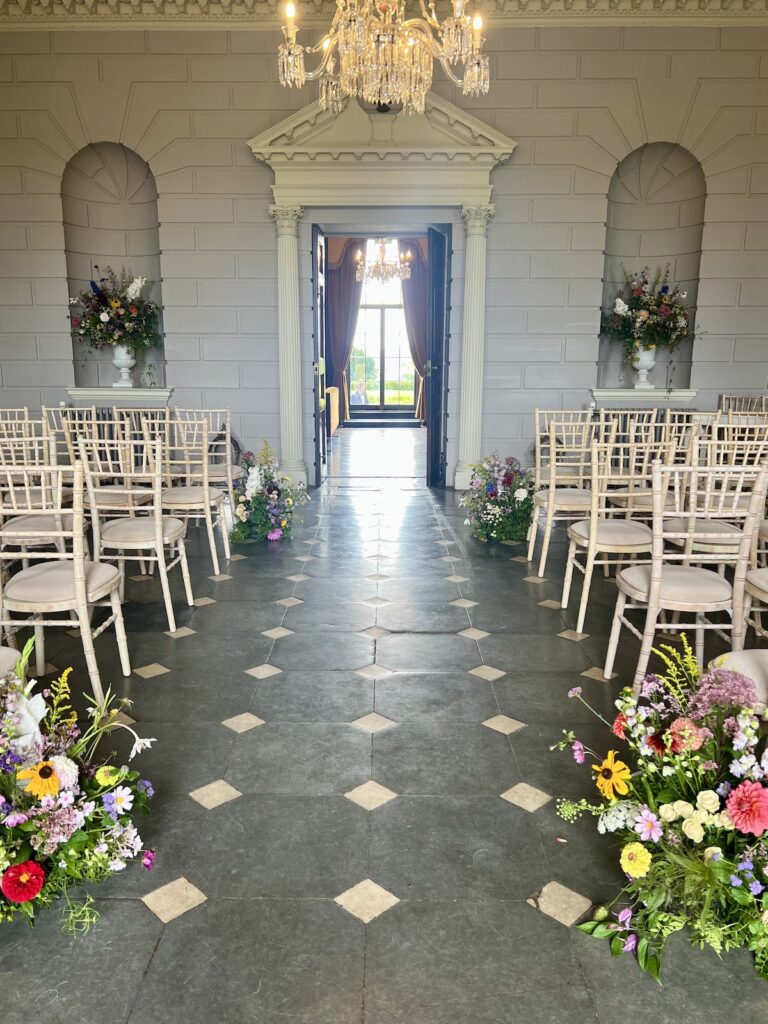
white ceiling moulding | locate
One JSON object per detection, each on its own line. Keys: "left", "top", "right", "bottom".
{"left": 247, "top": 92, "right": 516, "bottom": 208}
{"left": 2, "top": 0, "right": 767, "bottom": 30}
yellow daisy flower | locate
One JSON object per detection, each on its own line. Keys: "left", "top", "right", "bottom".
{"left": 17, "top": 761, "right": 60, "bottom": 799}
{"left": 592, "top": 750, "right": 631, "bottom": 801}
{"left": 109, "top": 298, "right": 121, "bottom": 309}
{"left": 620, "top": 842, "right": 652, "bottom": 879}
{"left": 95, "top": 765, "right": 121, "bottom": 787}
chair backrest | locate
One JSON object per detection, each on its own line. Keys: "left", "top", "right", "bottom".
{"left": 695, "top": 429, "right": 768, "bottom": 470}
{"left": 533, "top": 409, "right": 594, "bottom": 489}
{"left": 598, "top": 408, "right": 660, "bottom": 445}
{"left": 650, "top": 460, "right": 768, "bottom": 579}
{"left": 589, "top": 432, "right": 676, "bottom": 518}
{"left": 720, "top": 394, "right": 766, "bottom": 413}
{"left": 155, "top": 415, "right": 211, "bottom": 490}
{"left": 0, "top": 407, "right": 30, "bottom": 422}
{"left": 113, "top": 407, "right": 172, "bottom": 445}
{"left": 0, "top": 431, "right": 53, "bottom": 473}
{"left": 174, "top": 407, "right": 231, "bottom": 464}
{"left": 0, "top": 459, "right": 85, "bottom": 566}
{"left": 43, "top": 405, "right": 100, "bottom": 465}
{"left": 545, "top": 419, "right": 594, "bottom": 491}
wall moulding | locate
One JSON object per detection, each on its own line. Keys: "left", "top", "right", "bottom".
{"left": 2, "top": 0, "right": 768, "bottom": 30}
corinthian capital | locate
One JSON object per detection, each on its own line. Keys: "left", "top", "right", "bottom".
{"left": 460, "top": 204, "right": 494, "bottom": 237}
{"left": 269, "top": 205, "right": 303, "bottom": 237}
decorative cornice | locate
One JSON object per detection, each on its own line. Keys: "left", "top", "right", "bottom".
{"left": 1, "top": 0, "right": 767, "bottom": 30}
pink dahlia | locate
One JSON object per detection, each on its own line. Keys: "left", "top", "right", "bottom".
{"left": 726, "top": 781, "right": 768, "bottom": 837}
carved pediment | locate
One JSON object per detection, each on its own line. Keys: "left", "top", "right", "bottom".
{"left": 247, "top": 93, "right": 516, "bottom": 207}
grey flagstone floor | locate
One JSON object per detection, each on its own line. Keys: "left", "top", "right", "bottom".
{"left": 2, "top": 428, "right": 767, "bottom": 1024}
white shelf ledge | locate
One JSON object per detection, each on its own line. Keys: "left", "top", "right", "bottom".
{"left": 591, "top": 388, "right": 698, "bottom": 404}
{"left": 66, "top": 387, "right": 174, "bottom": 407}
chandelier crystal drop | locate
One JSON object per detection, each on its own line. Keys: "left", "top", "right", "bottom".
{"left": 277, "top": 0, "right": 490, "bottom": 116}
{"left": 355, "top": 239, "right": 413, "bottom": 283}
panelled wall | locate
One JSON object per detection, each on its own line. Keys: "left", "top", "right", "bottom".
{"left": 0, "top": 26, "right": 767, "bottom": 473}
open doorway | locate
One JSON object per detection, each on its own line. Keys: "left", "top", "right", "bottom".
{"left": 311, "top": 226, "right": 451, "bottom": 487}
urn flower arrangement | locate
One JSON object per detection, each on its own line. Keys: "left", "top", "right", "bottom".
{"left": 600, "top": 266, "right": 692, "bottom": 389}
{"left": 69, "top": 266, "right": 160, "bottom": 387}
{"left": 459, "top": 453, "right": 533, "bottom": 542}
{"left": 231, "top": 441, "right": 309, "bottom": 544}
{"left": 0, "top": 642, "right": 155, "bottom": 931}
{"left": 555, "top": 638, "right": 768, "bottom": 983}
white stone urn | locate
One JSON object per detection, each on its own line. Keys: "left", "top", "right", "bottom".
{"left": 112, "top": 342, "right": 136, "bottom": 388}
{"left": 632, "top": 345, "right": 656, "bottom": 390}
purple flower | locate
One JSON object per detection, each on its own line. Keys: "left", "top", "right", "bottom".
{"left": 730, "top": 874, "right": 743, "bottom": 887}
{"left": 617, "top": 907, "right": 632, "bottom": 928}
{"left": 138, "top": 779, "right": 155, "bottom": 799}
{"left": 623, "top": 934, "right": 638, "bottom": 954}
{"left": 142, "top": 849, "right": 156, "bottom": 870}
{"left": 567, "top": 687, "right": 582, "bottom": 699}
{"left": 2, "top": 811, "right": 28, "bottom": 827}
{"left": 749, "top": 881, "right": 764, "bottom": 896}
{"left": 687, "top": 670, "right": 758, "bottom": 720}
{"left": 717, "top": 781, "right": 732, "bottom": 799}
{"left": 267, "top": 528, "right": 283, "bottom": 541}
{"left": 572, "top": 741, "right": 585, "bottom": 765}
{"left": 738, "top": 859, "right": 754, "bottom": 872}
{"left": 0, "top": 750, "right": 22, "bottom": 773}
{"left": 634, "top": 808, "right": 663, "bottom": 843}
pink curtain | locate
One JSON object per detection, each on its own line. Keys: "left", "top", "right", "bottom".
{"left": 326, "top": 238, "right": 365, "bottom": 422}
{"left": 400, "top": 239, "right": 429, "bottom": 420}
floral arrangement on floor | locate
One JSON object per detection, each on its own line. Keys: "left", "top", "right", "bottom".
{"left": 1, "top": 641, "right": 155, "bottom": 932}
{"left": 69, "top": 265, "right": 160, "bottom": 355}
{"left": 555, "top": 637, "right": 768, "bottom": 983}
{"left": 600, "top": 265, "right": 692, "bottom": 362}
{"left": 231, "top": 441, "right": 309, "bottom": 544}
{"left": 459, "top": 453, "right": 533, "bottom": 542}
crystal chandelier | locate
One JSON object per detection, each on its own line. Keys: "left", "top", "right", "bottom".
{"left": 277, "top": 0, "right": 490, "bottom": 116}
{"left": 355, "top": 239, "right": 413, "bottom": 283}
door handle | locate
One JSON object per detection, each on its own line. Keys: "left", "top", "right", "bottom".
{"left": 423, "top": 360, "right": 433, "bottom": 378}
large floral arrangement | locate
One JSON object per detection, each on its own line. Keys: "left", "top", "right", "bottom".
{"left": 556, "top": 638, "right": 768, "bottom": 982}
{"left": 1, "top": 642, "right": 155, "bottom": 932}
{"left": 231, "top": 441, "right": 309, "bottom": 544}
{"left": 69, "top": 265, "right": 160, "bottom": 355}
{"left": 459, "top": 453, "right": 533, "bottom": 542}
{"left": 601, "top": 265, "right": 692, "bottom": 362}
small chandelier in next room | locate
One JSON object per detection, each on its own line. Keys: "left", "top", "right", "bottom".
{"left": 355, "top": 239, "right": 413, "bottom": 283}
{"left": 277, "top": 0, "right": 490, "bottom": 116}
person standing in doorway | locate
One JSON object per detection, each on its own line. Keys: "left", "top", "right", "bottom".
{"left": 350, "top": 381, "right": 368, "bottom": 406}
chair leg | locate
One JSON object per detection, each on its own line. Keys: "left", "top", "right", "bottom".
{"left": 178, "top": 538, "right": 194, "bottom": 607}
{"left": 527, "top": 506, "right": 540, "bottom": 562}
{"left": 537, "top": 511, "right": 554, "bottom": 578}
{"left": 78, "top": 609, "right": 105, "bottom": 705}
{"left": 695, "top": 613, "right": 706, "bottom": 665}
{"left": 219, "top": 501, "right": 231, "bottom": 561}
{"left": 634, "top": 605, "right": 661, "bottom": 691}
{"left": 732, "top": 595, "right": 746, "bottom": 653}
{"left": 118, "top": 551, "right": 126, "bottom": 602}
{"left": 33, "top": 619, "right": 45, "bottom": 677}
{"left": 156, "top": 550, "right": 176, "bottom": 634}
{"left": 204, "top": 506, "right": 220, "bottom": 576}
{"left": 603, "top": 590, "right": 626, "bottom": 681}
{"left": 576, "top": 552, "right": 597, "bottom": 635}
{"left": 561, "top": 539, "right": 577, "bottom": 610}
{"left": 109, "top": 588, "right": 131, "bottom": 678}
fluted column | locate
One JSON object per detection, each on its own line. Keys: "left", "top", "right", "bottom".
{"left": 454, "top": 203, "right": 494, "bottom": 490}
{"left": 269, "top": 204, "right": 307, "bottom": 485}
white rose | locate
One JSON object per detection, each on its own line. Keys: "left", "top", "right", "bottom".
{"left": 99, "top": 311, "right": 110, "bottom": 322}
{"left": 681, "top": 818, "right": 704, "bottom": 844}
{"left": 658, "top": 804, "right": 677, "bottom": 822}
{"left": 614, "top": 298, "right": 629, "bottom": 315}
{"left": 125, "top": 275, "right": 147, "bottom": 301}
{"left": 513, "top": 488, "right": 527, "bottom": 501}
{"left": 690, "top": 808, "right": 708, "bottom": 825}
{"left": 704, "top": 846, "right": 722, "bottom": 863}
{"left": 672, "top": 800, "right": 694, "bottom": 819}
{"left": 716, "top": 810, "right": 735, "bottom": 830}
{"left": 696, "top": 790, "right": 720, "bottom": 814}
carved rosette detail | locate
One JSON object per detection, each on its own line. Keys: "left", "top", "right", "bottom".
{"left": 269, "top": 205, "right": 304, "bottom": 237}
{"left": 461, "top": 204, "right": 495, "bottom": 237}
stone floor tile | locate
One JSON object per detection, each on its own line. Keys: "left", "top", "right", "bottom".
{"left": 245, "top": 663, "right": 282, "bottom": 680}
{"left": 188, "top": 778, "right": 242, "bottom": 809}
{"left": 141, "top": 877, "right": 208, "bottom": 924}
{"left": 350, "top": 712, "right": 397, "bottom": 734}
{"left": 558, "top": 629, "right": 590, "bottom": 642}
{"left": 528, "top": 880, "right": 592, "bottom": 927}
{"left": 457, "top": 627, "right": 489, "bottom": 640}
{"left": 193, "top": 596, "right": 216, "bottom": 607}
{"left": 444, "top": 574, "right": 469, "bottom": 583}
{"left": 286, "top": 573, "right": 310, "bottom": 582}
{"left": 228, "top": 553, "right": 248, "bottom": 561}
{"left": 468, "top": 664, "right": 506, "bottom": 682}
{"left": 501, "top": 782, "right": 552, "bottom": 812}
{"left": 344, "top": 780, "right": 398, "bottom": 810}
{"left": 449, "top": 598, "right": 477, "bottom": 609}
{"left": 134, "top": 662, "right": 171, "bottom": 679}
{"left": 538, "top": 599, "right": 562, "bottom": 609}
{"left": 262, "top": 626, "right": 294, "bottom": 639}
{"left": 165, "top": 626, "right": 196, "bottom": 639}
{"left": 482, "top": 714, "right": 525, "bottom": 735}
{"left": 275, "top": 596, "right": 303, "bottom": 607}
{"left": 334, "top": 879, "right": 400, "bottom": 923}
{"left": 221, "top": 712, "right": 265, "bottom": 733}
{"left": 209, "top": 573, "right": 233, "bottom": 582}
{"left": 364, "top": 596, "right": 392, "bottom": 607}
{"left": 355, "top": 663, "right": 393, "bottom": 680}
{"left": 359, "top": 626, "right": 391, "bottom": 639}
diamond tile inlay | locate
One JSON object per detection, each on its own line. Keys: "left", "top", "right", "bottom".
{"left": 129, "top": 574, "right": 153, "bottom": 583}
{"left": 581, "top": 666, "right": 618, "bottom": 682}
{"left": 189, "top": 779, "right": 242, "bottom": 810}
{"left": 528, "top": 881, "right": 591, "bottom": 927}
{"left": 275, "top": 597, "right": 303, "bottom": 608}
{"left": 334, "top": 879, "right": 400, "bottom": 923}
{"left": 482, "top": 714, "right": 525, "bottom": 735}
{"left": 350, "top": 712, "right": 397, "bottom": 734}
{"left": 538, "top": 599, "right": 561, "bottom": 610}
{"left": 209, "top": 573, "right": 233, "bottom": 582}
{"left": 501, "top": 783, "right": 552, "bottom": 812}
{"left": 450, "top": 598, "right": 478, "bottom": 609}
{"left": 366, "top": 573, "right": 390, "bottom": 582}
{"left": 457, "top": 627, "right": 489, "bottom": 640}
{"left": 522, "top": 576, "right": 548, "bottom": 584}
{"left": 344, "top": 780, "right": 398, "bottom": 811}
{"left": 221, "top": 712, "right": 265, "bottom": 733}
{"left": 468, "top": 665, "right": 505, "bottom": 682}
{"left": 262, "top": 626, "right": 294, "bottom": 640}
{"left": 228, "top": 553, "right": 248, "bottom": 561}
{"left": 193, "top": 597, "right": 216, "bottom": 607}
{"left": 286, "top": 573, "right": 310, "bottom": 583}
{"left": 134, "top": 663, "right": 170, "bottom": 680}
{"left": 355, "top": 664, "right": 393, "bottom": 680}
{"left": 359, "top": 626, "right": 391, "bottom": 640}
{"left": 557, "top": 629, "right": 589, "bottom": 642}
{"left": 142, "top": 877, "right": 207, "bottom": 924}
{"left": 364, "top": 597, "right": 391, "bottom": 608}
{"left": 245, "top": 664, "right": 283, "bottom": 680}
{"left": 511, "top": 555, "right": 530, "bottom": 564}
{"left": 165, "top": 626, "right": 196, "bottom": 639}
{"left": 444, "top": 574, "right": 469, "bottom": 584}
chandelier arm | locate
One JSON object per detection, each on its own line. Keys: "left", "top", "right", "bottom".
{"left": 438, "top": 58, "right": 467, "bottom": 88}
{"left": 300, "top": 44, "right": 337, "bottom": 81}
{"left": 416, "top": 0, "right": 441, "bottom": 29}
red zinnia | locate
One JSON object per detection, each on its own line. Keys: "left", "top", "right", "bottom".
{"left": 727, "top": 781, "right": 768, "bottom": 837}
{"left": 611, "top": 713, "right": 628, "bottom": 739}
{"left": 128, "top": 305, "right": 138, "bottom": 314}
{"left": 1, "top": 860, "right": 46, "bottom": 903}
{"left": 646, "top": 733, "right": 666, "bottom": 756}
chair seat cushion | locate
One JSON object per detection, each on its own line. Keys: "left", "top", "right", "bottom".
{"left": 4, "top": 560, "right": 119, "bottom": 607}
{"left": 665, "top": 517, "right": 743, "bottom": 547}
{"left": 86, "top": 485, "right": 152, "bottom": 509}
{"left": 619, "top": 564, "right": 732, "bottom": 607}
{"left": 707, "top": 650, "right": 768, "bottom": 709}
{"left": 534, "top": 487, "right": 591, "bottom": 508}
{"left": 608, "top": 487, "right": 675, "bottom": 510}
{"left": 746, "top": 567, "right": 768, "bottom": 598}
{"left": 101, "top": 516, "right": 186, "bottom": 548}
{"left": 161, "top": 485, "right": 224, "bottom": 508}
{"left": 0, "top": 513, "right": 76, "bottom": 544}
{"left": 569, "top": 518, "right": 652, "bottom": 548}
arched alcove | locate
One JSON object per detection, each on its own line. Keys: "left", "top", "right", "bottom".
{"left": 598, "top": 142, "right": 706, "bottom": 390}
{"left": 62, "top": 142, "right": 165, "bottom": 387}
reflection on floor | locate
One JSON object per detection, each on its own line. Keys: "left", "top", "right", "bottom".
{"left": 1, "top": 453, "right": 766, "bottom": 1024}
{"left": 328, "top": 426, "right": 426, "bottom": 479}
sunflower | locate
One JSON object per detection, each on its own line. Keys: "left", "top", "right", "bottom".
{"left": 592, "top": 750, "right": 631, "bottom": 801}
{"left": 17, "top": 761, "right": 60, "bottom": 799}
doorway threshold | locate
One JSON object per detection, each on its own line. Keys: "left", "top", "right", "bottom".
{"left": 343, "top": 417, "right": 421, "bottom": 428}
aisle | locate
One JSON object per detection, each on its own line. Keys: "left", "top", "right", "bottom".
{"left": 2, "top": 432, "right": 767, "bottom": 1024}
